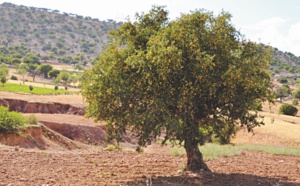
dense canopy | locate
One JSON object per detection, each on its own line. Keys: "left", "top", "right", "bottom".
{"left": 81, "top": 6, "right": 273, "bottom": 171}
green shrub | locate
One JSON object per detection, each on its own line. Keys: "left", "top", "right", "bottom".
{"left": 11, "top": 75, "right": 18, "bottom": 80}
{"left": 54, "top": 85, "right": 58, "bottom": 91}
{"left": 25, "top": 114, "right": 38, "bottom": 125}
{"left": 278, "top": 104, "right": 298, "bottom": 116}
{"left": 292, "top": 99, "right": 299, "bottom": 105}
{"left": 277, "top": 77, "right": 288, "bottom": 84}
{"left": 0, "top": 106, "right": 26, "bottom": 133}
{"left": 293, "top": 89, "right": 300, "bottom": 99}
{"left": 29, "top": 85, "right": 34, "bottom": 92}
{"left": 0, "top": 106, "right": 38, "bottom": 134}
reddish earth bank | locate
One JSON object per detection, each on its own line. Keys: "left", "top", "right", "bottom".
{"left": 0, "top": 98, "right": 85, "bottom": 115}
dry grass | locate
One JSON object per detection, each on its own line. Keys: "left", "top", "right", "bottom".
{"left": 232, "top": 111, "right": 300, "bottom": 148}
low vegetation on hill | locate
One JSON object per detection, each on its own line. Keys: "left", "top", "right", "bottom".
{"left": 0, "top": 2, "right": 122, "bottom": 66}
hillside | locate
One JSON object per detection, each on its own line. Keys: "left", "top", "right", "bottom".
{"left": 0, "top": 2, "right": 122, "bottom": 65}
{"left": 1, "top": 2, "right": 300, "bottom": 78}
{"left": 271, "top": 47, "right": 300, "bottom": 77}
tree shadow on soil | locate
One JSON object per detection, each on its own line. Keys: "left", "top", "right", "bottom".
{"left": 124, "top": 172, "right": 298, "bottom": 186}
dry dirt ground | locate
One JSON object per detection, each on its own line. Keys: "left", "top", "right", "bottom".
{"left": 0, "top": 92, "right": 300, "bottom": 185}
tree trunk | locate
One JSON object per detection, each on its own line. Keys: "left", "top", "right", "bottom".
{"left": 184, "top": 138, "right": 211, "bottom": 172}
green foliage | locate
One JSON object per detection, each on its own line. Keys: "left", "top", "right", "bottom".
{"left": 293, "top": 89, "right": 300, "bottom": 99}
{"left": 38, "top": 64, "right": 53, "bottom": 78}
{"left": 278, "top": 104, "right": 298, "bottom": 116}
{"left": 200, "top": 143, "right": 241, "bottom": 160}
{"left": 238, "top": 144, "right": 300, "bottom": 156}
{"left": 292, "top": 99, "right": 299, "bottom": 105}
{"left": 55, "top": 71, "right": 70, "bottom": 85}
{"left": 10, "top": 75, "right": 18, "bottom": 80}
{"left": 0, "top": 106, "right": 26, "bottom": 133}
{"left": 81, "top": 6, "right": 273, "bottom": 171}
{"left": 250, "top": 100, "right": 263, "bottom": 111}
{"left": 277, "top": 77, "right": 288, "bottom": 84}
{"left": 0, "top": 64, "right": 9, "bottom": 77}
{"left": 1, "top": 76, "right": 6, "bottom": 86}
{"left": 48, "top": 69, "right": 60, "bottom": 79}
{"left": 54, "top": 85, "right": 58, "bottom": 91}
{"left": 29, "top": 85, "right": 34, "bottom": 92}
{"left": 0, "top": 82, "right": 71, "bottom": 95}
{"left": 0, "top": 3, "right": 122, "bottom": 60}
{"left": 25, "top": 114, "right": 38, "bottom": 125}
{"left": 213, "top": 124, "right": 239, "bottom": 145}
{"left": 274, "top": 85, "right": 291, "bottom": 102}
{"left": 23, "top": 53, "right": 40, "bottom": 64}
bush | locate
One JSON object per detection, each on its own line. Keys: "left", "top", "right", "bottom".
{"left": 11, "top": 75, "right": 18, "bottom": 80}
{"left": 279, "top": 104, "right": 298, "bottom": 116}
{"left": 277, "top": 77, "right": 288, "bottom": 84}
{"left": 25, "top": 114, "right": 38, "bottom": 125}
{"left": 293, "top": 89, "right": 300, "bottom": 99}
{"left": 54, "top": 85, "right": 58, "bottom": 91}
{"left": 292, "top": 99, "right": 299, "bottom": 105}
{"left": 0, "top": 106, "right": 38, "bottom": 134}
{"left": 29, "top": 85, "right": 34, "bottom": 92}
{"left": 0, "top": 106, "right": 26, "bottom": 133}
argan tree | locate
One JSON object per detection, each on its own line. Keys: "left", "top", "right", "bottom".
{"left": 81, "top": 6, "right": 273, "bottom": 171}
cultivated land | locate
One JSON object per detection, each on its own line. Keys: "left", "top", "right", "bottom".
{"left": 0, "top": 89, "right": 300, "bottom": 185}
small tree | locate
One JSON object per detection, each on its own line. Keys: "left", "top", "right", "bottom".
{"left": 0, "top": 64, "right": 9, "bottom": 77}
{"left": 38, "top": 64, "right": 53, "bottom": 78}
{"left": 17, "top": 63, "right": 28, "bottom": 83}
{"left": 56, "top": 71, "right": 70, "bottom": 86}
{"left": 48, "top": 69, "right": 60, "bottom": 79}
{"left": 81, "top": 6, "right": 273, "bottom": 172}
{"left": 293, "top": 89, "right": 300, "bottom": 100}
{"left": 1, "top": 76, "right": 6, "bottom": 87}
{"left": 29, "top": 85, "right": 34, "bottom": 92}
{"left": 274, "top": 85, "right": 291, "bottom": 102}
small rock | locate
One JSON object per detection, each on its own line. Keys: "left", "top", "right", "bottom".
{"left": 19, "top": 177, "right": 26, "bottom": 181}
{"left": 14, "top": 146, "right": 19, "bottom": 151}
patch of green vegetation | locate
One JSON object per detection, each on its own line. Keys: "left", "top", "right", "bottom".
{"left": 159, "top": 141, "right": 300, "bottom": 160}
{"left": 237, "top": 144, "right": 300, "bottom": 156}
{"left": 200, "top": 143, "right": 241, "bottom": 160}
{"left": 170, "top": 147, "right": 185, "bottom": 157}
{"left": 0, "top": 82, "right": 72, "bottom": 95}
{"left": 105, "top": 144, "right": 122, "bottom": 151}
{"left": 0, "top": 106, "right": 38, "bottom": 134}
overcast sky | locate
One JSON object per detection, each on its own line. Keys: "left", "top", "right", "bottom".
{"left": 0, "top": 0, "right": 300, "bottom": 56}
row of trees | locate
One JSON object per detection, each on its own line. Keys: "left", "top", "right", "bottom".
{"left": 1, "top": 62, "right": 81, "bottom": 89}
{"left": 0, "top": 44, "right": 89, "bottom": 69}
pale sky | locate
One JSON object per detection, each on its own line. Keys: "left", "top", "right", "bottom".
{"left": 0, "top": 0, "right": 300, "bottom": 56}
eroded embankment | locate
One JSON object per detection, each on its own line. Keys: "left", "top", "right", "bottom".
{"left": 0, "top": 98, "right": 85, "bottom": 115}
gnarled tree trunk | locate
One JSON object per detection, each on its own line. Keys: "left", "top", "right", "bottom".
{"left": 184, "top": 137, "right": 211, "bottom": 172}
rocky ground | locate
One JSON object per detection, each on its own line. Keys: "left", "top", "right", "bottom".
{"left": 0, "top": 145, "right": 299, "bottom": 185}
{"left": 0, "top": 92, "right": 300, "bottom": 185}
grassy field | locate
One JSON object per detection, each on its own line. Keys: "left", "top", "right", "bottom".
{"left": 0, "top": 82, "right": 73, "bottom": 95}
{"left": 163, "top": 110, "right": 300, "bottom": 160}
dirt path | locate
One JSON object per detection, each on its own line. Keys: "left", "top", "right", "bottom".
{"left": 0, "top": 91, "right": 85, "bottom": 106}
{"left": 0, "top": 145, "right": 299, "bottom": 186}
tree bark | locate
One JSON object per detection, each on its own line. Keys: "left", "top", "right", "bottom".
{"left": 184, "top": 138, "right": 211, "bottom": 172}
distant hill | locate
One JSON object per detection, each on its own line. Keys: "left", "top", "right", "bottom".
{"left": 0, "top": 2, "right": 122, "bottom": 65}
{"left": 0, "top": 2, "right": 300, "bottom": 78}
{"left": 271, "top": 47, "right": 300, "bottom": 77}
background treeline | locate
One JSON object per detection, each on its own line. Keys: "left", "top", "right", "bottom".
{"left": 0, "top": 2, "right": 122, "bottom": 67}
